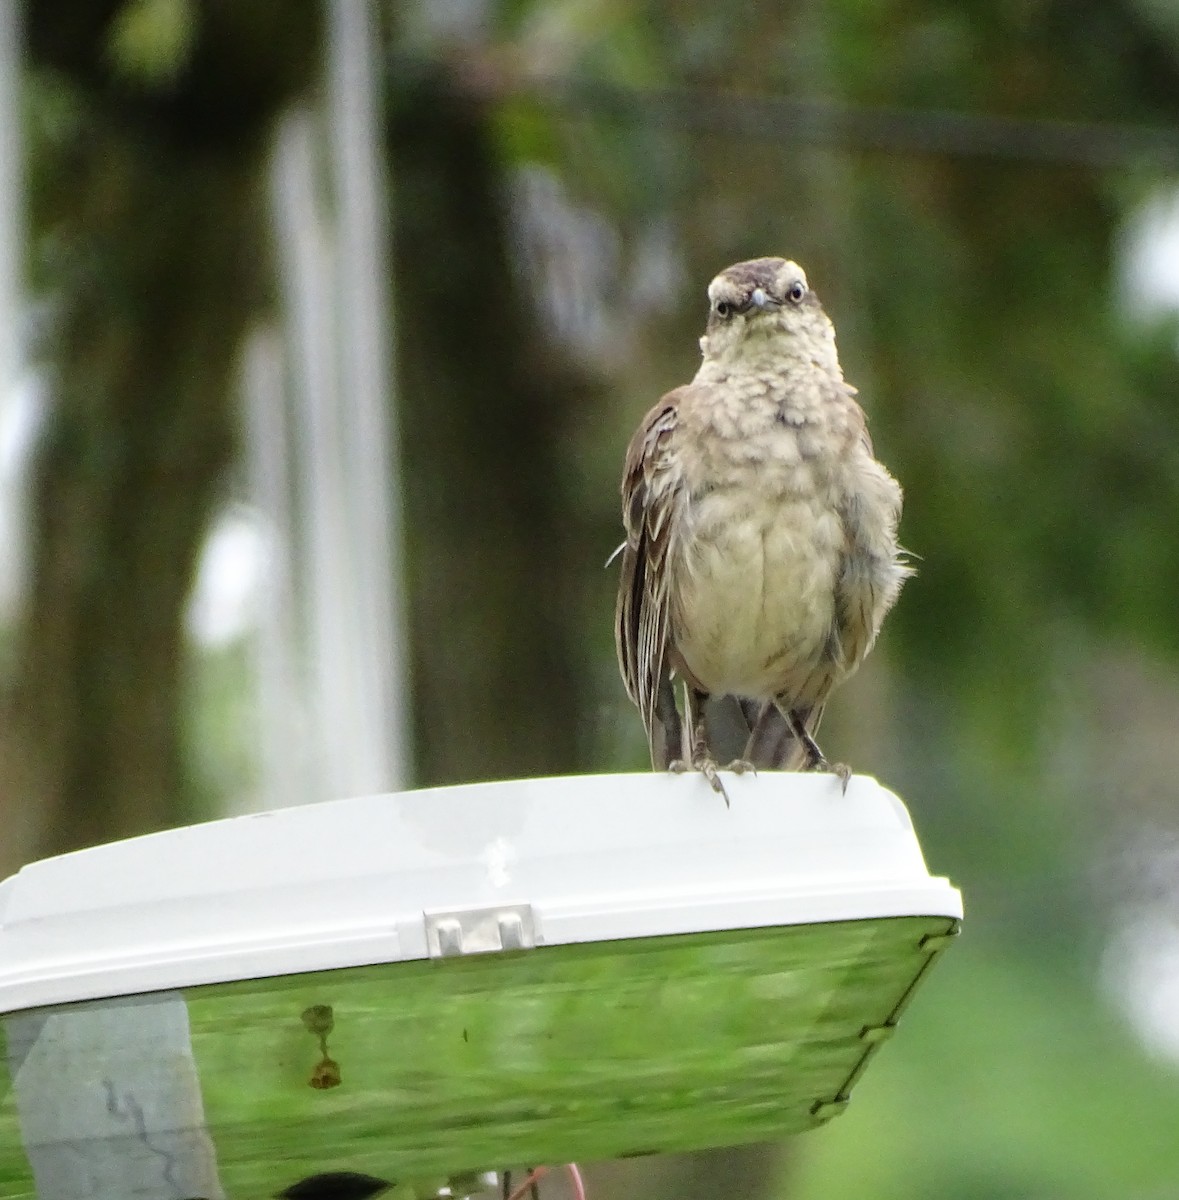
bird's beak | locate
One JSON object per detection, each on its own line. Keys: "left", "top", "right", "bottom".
{"left": 749, "top": 287, "right": 780, "bottom": 312}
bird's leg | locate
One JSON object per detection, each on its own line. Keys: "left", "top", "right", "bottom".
{"left": 669, "top": 686, "right": 731, "bottom": 803}
{"left": 731, "top": 698, "right": 762, "bottom": 775}
{"left": 653, "top": 674, "right": 685, "bottom": 770}
{"left": 667, "top": 683, "right": 699, "bottom": 775}
{"left": 785, "top": 708, "right": 851, "bottom": 792}
{"left": 724, "top": 706, "right": 757, "bottom": 776}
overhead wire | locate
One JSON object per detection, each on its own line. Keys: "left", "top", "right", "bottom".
{"left": 532, "top": 79, "right": 1179, "bottom": 169}
{"left": 391, "top": 54, "right": 1179, "bottom": 171}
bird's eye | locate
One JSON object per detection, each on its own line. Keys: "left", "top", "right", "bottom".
{"left": 714, "top": 300, "right": 733, "bottom": 318}
{"left": 787, "top": 281, "right": 806, "bottom": 304}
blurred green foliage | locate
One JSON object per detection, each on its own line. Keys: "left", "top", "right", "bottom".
{"left": 106, "top": 0, "right": 198, "bottom": 86}
{"left": 797, "top": 941, "right": 1179, "bottom": 1200}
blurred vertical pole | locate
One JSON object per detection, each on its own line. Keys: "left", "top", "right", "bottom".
{"left": 255, "top": 0, "right": 405, "bottom": 809}
{"left": 240, "top": 328, "right": 311, "bottom": 810}
{"left": 325, "top": 0, "right": 406, "bottom": 793}
{"left": 271, "top": 111, "right": 353, "bottom": 807}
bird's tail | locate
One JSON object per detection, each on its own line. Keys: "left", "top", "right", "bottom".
{"left": 739, "top": 700, "right": 821, "bottom": 768}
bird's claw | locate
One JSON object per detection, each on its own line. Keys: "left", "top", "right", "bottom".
{"left": 668, "top": 756, "right": 731, "bottom": 806}
{"left": 810, "top": 756, "right": 852, "bottom": 793}
{"left": 695, "top": 754, "right": 731, "bottom": 807}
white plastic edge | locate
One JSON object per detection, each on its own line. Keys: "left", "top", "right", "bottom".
{"left": 0, "top": 772, "right": 962, "bottom": 1014}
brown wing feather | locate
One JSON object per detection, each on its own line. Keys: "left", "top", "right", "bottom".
{"left": 614, "top": 393, "right": 686, "bottom": 760}
{"left": 831, "top": 385, "right": 912, "bottom": 671}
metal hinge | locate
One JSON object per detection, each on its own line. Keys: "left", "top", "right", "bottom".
{"left": 424, "top": 904, "right": 537, "bottom": 959}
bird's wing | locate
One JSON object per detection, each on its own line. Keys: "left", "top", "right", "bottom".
{"left": 615, "top": 391, "right": 687, "bottom": 759}
{"left": 832, "top": 386, "right": 912, "bottom": 670}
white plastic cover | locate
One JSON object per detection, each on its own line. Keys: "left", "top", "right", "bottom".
{"left": 0, "top": 772, "right": 962, "bottom": 1014}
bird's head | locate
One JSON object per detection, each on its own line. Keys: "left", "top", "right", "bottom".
{"left": 699, "top": 257, "right": 837, "bottom": 372}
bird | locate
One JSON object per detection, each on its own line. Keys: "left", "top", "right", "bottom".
{"left": 614, "top": 256, "right": 911, "bottom": 802}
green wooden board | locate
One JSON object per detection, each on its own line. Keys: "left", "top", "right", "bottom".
{"left": 0, "top": 915, "right": 958, "bottom": 1199}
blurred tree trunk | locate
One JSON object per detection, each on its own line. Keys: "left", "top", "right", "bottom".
{"left": 0, "top": 3, "right": 320, "bottom": 876}
{"left": 389, "top": 66, "right": 594, "bottom": 785}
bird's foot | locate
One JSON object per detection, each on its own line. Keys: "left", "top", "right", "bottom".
{"left": 809, "top": 756, "right": 852, "bottom": 793}
{"left": 668, "top": 755, "right": 731, "bottom": 806}
{"left": 695, "top": 753, "right": 731, "bottom": 806}
{"left": 725, "top": 758, "right": 757, "bottom": 777}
